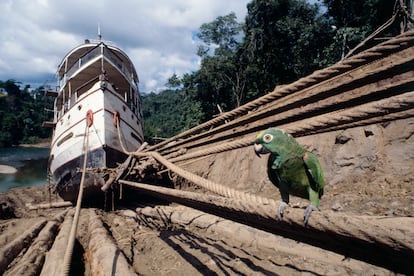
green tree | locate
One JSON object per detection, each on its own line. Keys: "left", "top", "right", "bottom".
{"left": 323, "top": 0, "right": 398, "bottom": 60}
{"left": 141, "top": 82, "right": 203, "bottom": 144}
{"left": 195, "top": 12, "right": 246, "bottom": 119}
{"left": 166, "top": 73, "right": 181, "bottom": 89}
{"left": 239, "top": 0, "right": 333, "bottom": 99}
{"left": 0, "top": 80, "right": 52, "bottom": 147}
{"left": 197, "top": 12, "right": 242, "bottom": 57}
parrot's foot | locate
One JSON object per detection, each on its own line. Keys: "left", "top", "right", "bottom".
{"left": 277, "top": 201, "right": 288, "bottom": 221}
{"left": 304, "top": 205, "right": 318, "bottom": 226}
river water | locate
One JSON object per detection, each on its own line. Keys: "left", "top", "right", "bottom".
{"left": 0, "top": 147, "right": 50, "bottom": 193}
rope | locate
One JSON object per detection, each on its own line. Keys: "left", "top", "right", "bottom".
{"left": 398, "top": 0, "right": 414, "bottom": 24}
{"left": 120, "top": 180, "right": 265, "bottom": 218}
{"left": 115, "top": 114, "right": 134, "bottom": 155}
{"left": 284, "top": 91, "right": 414, "bottom": 135}
{"left": 146, "top": 30, "right": 414, "bottom": 153}
{"left": 169, "top": 91, "right": 414, "bottom": 163}
{"left": 132, "top": 151, "right": 278, "bottom": 218}
{"left": 115, "top": 113, "right": 148, "bottom": 155}
{"left": 62, "top": 111, "right": 92, "bottom": 276}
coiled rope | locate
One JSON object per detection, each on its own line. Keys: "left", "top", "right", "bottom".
{"left": 62, "top": 111, "right": 93, "bottom": 275}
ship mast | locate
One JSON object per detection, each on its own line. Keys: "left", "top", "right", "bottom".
{"left": 98, "top": 23, "right": 102, "bottom": 41}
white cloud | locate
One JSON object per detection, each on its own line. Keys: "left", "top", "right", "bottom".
{"left": 0, "top": 0, "right": 250, "bottom": 92}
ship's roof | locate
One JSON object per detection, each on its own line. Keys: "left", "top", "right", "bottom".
{"left": 57, "top": 41, "right": 139, "bottom": 83}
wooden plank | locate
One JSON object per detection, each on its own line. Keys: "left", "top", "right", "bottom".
{"left": 45, "top": 90, "right": 58, "bottom": 97}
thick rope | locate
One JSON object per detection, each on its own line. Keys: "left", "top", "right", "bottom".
{"left": 124, "top": 180, "right": 414, "bottom": 254}
{"left": 116, "top": 115, "right": 134, "bottom": 155}
{"left": 169, "top": 91, "right": 414, "bottom": 163}
{"left": 62, "top": 113, "right": 91, "bottom": 276}
{"left": 146, "top": 30, "right": 414, "bottom": 153}
{"left": 132, "top": 151, "right": 278, "bottom": 218}
{"left": 116, "top": 114, "right": 148, "bottom": 155}
{"left": 285, "top": 91, "right": 414, "bottom": 135}
{"left": 120, "top": 180, "right": 276, "bottom": 220}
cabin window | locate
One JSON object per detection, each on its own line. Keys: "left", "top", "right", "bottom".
{"left": 57, "top": 132, "right": 74, "bottom": 147}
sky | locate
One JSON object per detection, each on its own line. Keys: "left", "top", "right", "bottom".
{"left": 0, "top": 0, "right": 251, "bottom": 93}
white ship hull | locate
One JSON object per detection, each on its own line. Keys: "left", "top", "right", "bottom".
{"left": 45, "top": 40, "right": 143, "bottom": 202}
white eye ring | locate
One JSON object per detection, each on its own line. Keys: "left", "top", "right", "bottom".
{"left": 263, "top": 134, "right": 273, "bottom": 143}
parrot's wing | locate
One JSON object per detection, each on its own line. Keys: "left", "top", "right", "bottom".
{"left": 267, "top": 156, "right": 280, "bottom": 188}
{"left": 303, "top": 152, "right": 324, "bottom": 197}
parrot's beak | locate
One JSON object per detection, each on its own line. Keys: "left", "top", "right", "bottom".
{"left": 254, "top": 143, "right": 269, "bottom": 158}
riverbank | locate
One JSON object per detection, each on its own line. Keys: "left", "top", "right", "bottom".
{"left": 0, "top": 146, "right": 49, "bottom": 192}
{"left": 18, "top": 138, "right": 51, "bottom": 148}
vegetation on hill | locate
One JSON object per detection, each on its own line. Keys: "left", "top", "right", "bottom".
{"left": 142, "top": 86, "right": 203, "bottom": 144}
{"left": 0, "top": 80, "right": 53, "bottom": 147}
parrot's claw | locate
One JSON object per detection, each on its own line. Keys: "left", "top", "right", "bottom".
{"left": 277, "top": 201, "right": 288, "bottom": 221}
{"left": 304, "top": 205, "right": 318, "bottom": 226}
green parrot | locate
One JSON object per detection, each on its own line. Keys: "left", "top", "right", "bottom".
{"left": 254, "top": 128, "right": 325, "bottom": 225}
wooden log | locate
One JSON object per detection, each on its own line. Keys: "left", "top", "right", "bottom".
{"left": 4, "top": 221, "right": 59, "bottom": 275}
{"left": 40, "top": 209, "right": 74, "bottom": 276}
{"left": 27, "top": 201, "right": 72, "bottom": 210}
{"left": 137, "top": 205, "right": 391, "bottom": 275}
{"left": 0, "top": 219, "right": 47, "bottom": 274}
{"left": 5, "top": 210, "right": 67, "bottom": 275}
{"left": 4, "top": 210, "right": 67, "bottom": 275}
{"left": 120, "top": 180, "right": 414, "bottom": 274}
{"left": 85, "top": 209, "right": 135, "bottom": 275}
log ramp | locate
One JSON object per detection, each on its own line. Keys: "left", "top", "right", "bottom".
{"left": 0, "top": 30, "right": 413, "bottom": 274}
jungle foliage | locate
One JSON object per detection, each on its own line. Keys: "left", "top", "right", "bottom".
{"left": 0, "top": 80, "right": 53, "bottom": 147}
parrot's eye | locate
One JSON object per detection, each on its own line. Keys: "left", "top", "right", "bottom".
{"left": 263, "top": 134, "right": 273, "bottom": 143}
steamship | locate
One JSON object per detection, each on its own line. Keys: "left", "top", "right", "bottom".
{"left": 44, "top": 39, "right": 144, "bottom": 201}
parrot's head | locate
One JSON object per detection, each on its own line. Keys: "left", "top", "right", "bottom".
{"left": 254, "top": 128, "right": 293, "bottom": 158}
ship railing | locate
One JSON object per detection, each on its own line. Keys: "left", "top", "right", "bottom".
{"left": 65, "top": 46, "right": 101, "bottom": 81}
{"left": 103, "top": 47, "right": 135, "bottom": 84}
{"left": 62, "top": 45, "right": 136, "bottom": 88}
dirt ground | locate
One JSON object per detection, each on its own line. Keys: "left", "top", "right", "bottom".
{"left": 0, "top": 118, "right": 413, "bottom": 275}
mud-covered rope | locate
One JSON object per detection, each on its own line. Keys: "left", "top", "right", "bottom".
{"left": 62, "top": 112, "right": 92, "bottom": 276}
{"left": 169, "top": 91, "right": 414, "bottom": 163}
{"left": 132, "top": 151, "right": 278, "bottom": 218}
